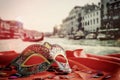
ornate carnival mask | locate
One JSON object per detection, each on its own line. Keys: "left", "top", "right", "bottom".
{"left": 9, "top": 44, "right": 53, "bottom": 76}
{"left": 9, "top": 42, "right": 71, "bottom": 76}
{"left": 44, "top": 42, "right": 72, "bottom": 73}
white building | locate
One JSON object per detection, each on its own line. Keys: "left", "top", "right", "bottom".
{"left": 81, "top": 4, "right": 101, "bottom": 33}
{"left": 62, "top": 6, "right": 82, "bottom": 35}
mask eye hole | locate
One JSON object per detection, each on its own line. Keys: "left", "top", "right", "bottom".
{"left": 55, "top": 55, "right": 66, "bottom": 63}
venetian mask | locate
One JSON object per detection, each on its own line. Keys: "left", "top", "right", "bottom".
{"left": 44, "top": 42, "right": 72, "bottom": 73}
{"left": 10, "top": 44, "right": 53, "bottom": 76}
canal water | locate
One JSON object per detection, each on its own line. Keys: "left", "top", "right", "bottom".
{"left": 44, "top": 37, "right": 120, "bottom": 55}
{"left": 65, "top": 39, "right": 120, "bottom": 47}
{"left": 0, "top": 38, "right": 120, "bottom": 55}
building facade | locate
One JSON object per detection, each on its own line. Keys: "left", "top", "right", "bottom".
{"left": 0, "top": 18, "right": 23, "bottom": 39}
{"left": 61, "top": 4, "right": 101, "bottom": 37}
{"left": 0, "top": 18, "right": 43, "bottom": 40}
{"left": 61, "top": 1, "right": 120, "bottom": 39}
{"left": 100, "top": 0, "right": 120, "bottom": 38}
{"left": 62, "top": 6, "right": 82, "bottom": 35}
{"left": 81, "top": 4, "right": 101, "bottom": 33}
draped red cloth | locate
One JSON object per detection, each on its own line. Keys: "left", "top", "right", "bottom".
{"left": 0, "top": 50, "right": 120, "bottom": 80}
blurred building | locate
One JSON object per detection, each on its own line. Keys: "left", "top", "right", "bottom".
{"left": 100, "top": 0, "right": 120, "bottom": 39}
{"left": 53, "top": 25, "right": 61, "bottom": 35}
{"left": 0, "top": 18, "right": 44, "bottom": 41}
{"left": 62, "top": 6, "right": 82, "bottom": 35}
{"left": 81, "top": 3, "right": 101, "bottom": 33}
{"left": 0, "top": 18, "right": 23, "bottom": 39}
{"left": 61, "top": 4, "right": 101, "bottom": 36}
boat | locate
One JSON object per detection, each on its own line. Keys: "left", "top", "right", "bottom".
{"left": 22, "top": 33, "right": 44, "bottom": 42}
{"left": 66, "top": 49, "right": 120, "bottom": 72}
{"left": 97, "top": 33, "right": 115, "bottom": 40}
{"left": 85, "top": 33, "right": 96, "bottom": 39}
{"left": 0, "top": 51, "right": 18, "bottom": 67}
{"left": 106, "top": 53, "right": 120, "bottom": 58}
{"left": 0, "top": 48, "right": 120, "bottom": 80}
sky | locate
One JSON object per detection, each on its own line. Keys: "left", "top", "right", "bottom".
{"left": 0, "top": 0, "right": 100, "bottom": 32}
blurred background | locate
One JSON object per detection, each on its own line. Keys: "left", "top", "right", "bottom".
{"left": 0, "top": 0, "right": 120, "bottom": 55}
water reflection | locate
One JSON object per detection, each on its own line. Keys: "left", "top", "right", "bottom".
{"left": 44, "top": 37, "right": 120, "bottom": 55}
{"left": 69, "top": 39, "right": 120, "bottom": 47}
{"left": 0, "top": 38, "right": 120, "bottom": 55}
